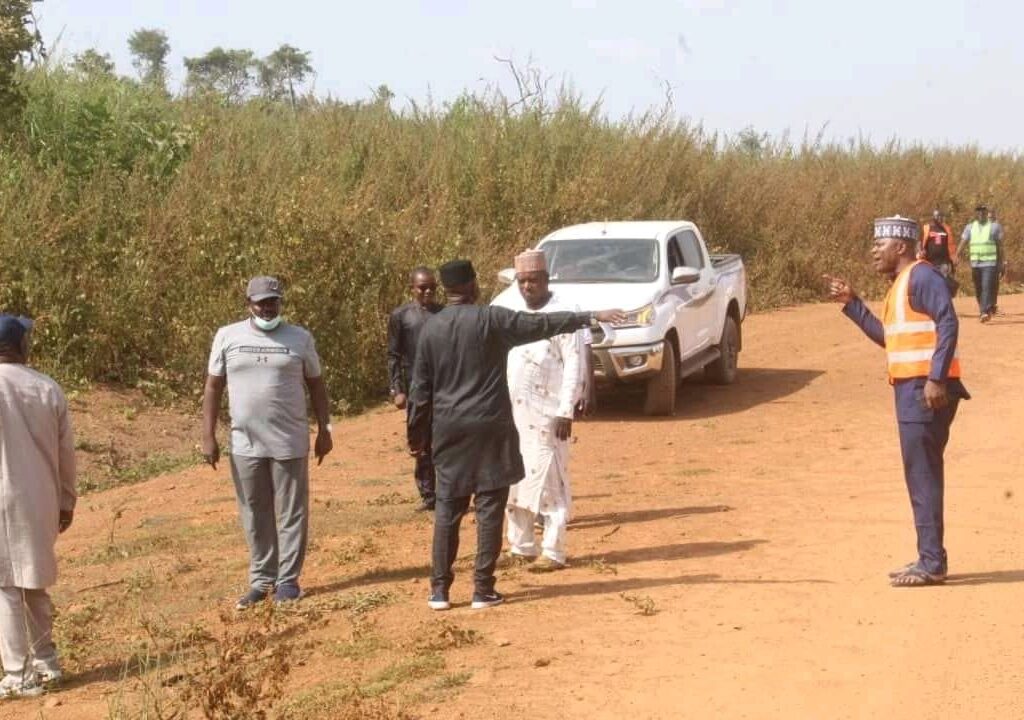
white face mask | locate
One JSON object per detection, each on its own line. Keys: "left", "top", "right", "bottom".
{"left": 251, "top": 313, "right": 282, "bottom": 331}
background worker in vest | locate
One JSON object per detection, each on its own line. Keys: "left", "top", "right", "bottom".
{"left": 919, "top": 209, "right": 958, "bottom": 295}
{"left": 824, "top": 216, "right": 969, "bottom": 587}
{"left": 957, "top": 204, "right": 1004, "bottom": 322}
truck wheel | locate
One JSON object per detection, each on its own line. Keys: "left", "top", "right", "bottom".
{"left": 643, "top": 339, "right": 677, "bottom": 416}
{"left": 706, "top": 316, "right": 739, "bottom": 385}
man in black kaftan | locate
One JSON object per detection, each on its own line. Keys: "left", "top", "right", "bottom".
{"left": 408, "top": 259, "right": 624, "bottom": 610}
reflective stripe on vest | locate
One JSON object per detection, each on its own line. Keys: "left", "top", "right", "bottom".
{"left": 969, "top": 221, "right": 997, "bottom": 264}
{"left": 882, "top": 261, "right": 961, "bottom": 381}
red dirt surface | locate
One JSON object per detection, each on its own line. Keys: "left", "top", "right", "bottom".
{"left": 4, "top": 295, "right": 1022, "bottom": 719}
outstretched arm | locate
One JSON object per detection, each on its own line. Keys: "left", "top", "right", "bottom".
{"left": 489, "top": 306, "right": 625, "bottom": 349}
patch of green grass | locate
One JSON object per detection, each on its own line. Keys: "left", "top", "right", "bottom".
{"left": 79, "top": 451, "right": 200, "bottom": 494}
{"left": 74, "top": 438, "right": 108, "bottom": 453}
{"left": 433, "top": 671, "right": 472, "bottom": 690}
{"left": 338, "top": 590, "right": 396, "bottom": 615}
{"left": 327, "top": 634, "right": 388, "bottom": 661}
{"left": 85, "top": 520, "right": 232, "bottom": 565}
{"left": 357, "top": 477, "right": 399, "bottom": 487}
{"left": 367, "top": 492, "right": 416, "bottom": 507}
{"left": 278, "top": 683, "right": 414, "bottom": 720}
{"left": 414, "top": 620, "right": 482, "bottom": 651}
{"left": 360, "top": 654, "right": 444, "bottom": 698}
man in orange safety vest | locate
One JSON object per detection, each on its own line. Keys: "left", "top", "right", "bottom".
{"left": 824, "top": 216, "right": 969, "bottom": 587}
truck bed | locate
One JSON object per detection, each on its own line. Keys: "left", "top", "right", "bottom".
{"left": 710, "top": 253, "right": 743, "bottom": 271}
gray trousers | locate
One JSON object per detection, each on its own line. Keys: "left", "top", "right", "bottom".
{"left": 0, "top": 587, "right": 55, "bottom": 678}
{"left": 229, "top": 455, "right": 309, "bottom": 591}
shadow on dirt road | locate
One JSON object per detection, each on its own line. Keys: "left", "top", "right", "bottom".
{"left": 569, "top": 505, "right": 732, "bottom": 530}
{"left": 595, "top": 367, "right": 825, "bottom": 421}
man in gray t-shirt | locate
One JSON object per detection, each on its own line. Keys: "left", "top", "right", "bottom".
{"left": 202, "top": 276, "right": 333, "bottom": 609}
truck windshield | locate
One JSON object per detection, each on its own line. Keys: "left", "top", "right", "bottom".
{"left": 542, "top": 239, "right": 660, "bottom": 283}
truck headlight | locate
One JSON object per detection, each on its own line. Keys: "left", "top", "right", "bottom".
{"left": 612, "top": 303, "right": 655, "bottom": 328}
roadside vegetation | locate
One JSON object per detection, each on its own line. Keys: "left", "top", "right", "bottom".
{"left": 2, "top": 7, "right": 1022, "bottom": 416}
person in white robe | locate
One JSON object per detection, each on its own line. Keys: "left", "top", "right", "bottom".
{"left": 0, "top": 316, "right": 76, "bottom": 698}
{"left": 494, "top": 250, "right": 586, "bottom": 571}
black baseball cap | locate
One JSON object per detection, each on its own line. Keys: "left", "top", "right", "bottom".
{"left": 0, "top": 315, "right": 33, "bottom": 348}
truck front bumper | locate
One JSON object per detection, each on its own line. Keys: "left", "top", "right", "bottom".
{"left": 592, "top": 341, "right": 664, "bottom": 384}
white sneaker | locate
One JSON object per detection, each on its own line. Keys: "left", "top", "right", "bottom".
{"left": 0, "top": 673, "right": 44, "bottom": 699}
{"left": 32, "top": 657, "right": 63, "bottom": 685}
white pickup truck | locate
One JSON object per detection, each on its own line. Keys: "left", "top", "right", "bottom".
{"left": 495, "top": 221, "right": 747, "bottom": 416}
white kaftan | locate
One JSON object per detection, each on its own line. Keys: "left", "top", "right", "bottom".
{"left": 0, "top": 364, "right": 76, "bottom": 589}
{"left": 495, "top": 294, "right": 585, "bottom": 517}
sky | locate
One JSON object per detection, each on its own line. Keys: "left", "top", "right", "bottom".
{"left": 35, "top": 0, "right": 1020, "bottom": 151}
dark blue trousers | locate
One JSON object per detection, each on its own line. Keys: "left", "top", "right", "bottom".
{"left": 971, "top": 266, "right": 1000, "bottom": 315}
{"left": 897, "top": 400, "right": 959, "bottom": 575}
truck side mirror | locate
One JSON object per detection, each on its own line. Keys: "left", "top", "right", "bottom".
{"left": 671, "top": 266, "right": 701, "bottom": 285}
{"left": 497, "top": 268, "right": 516, "bottom": 285}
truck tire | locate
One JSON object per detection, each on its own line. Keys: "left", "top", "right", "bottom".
{"left": 643, "top": 339, "right": 677, "bottom": 416}
{"left": 706, "top": 316, "right": 739, "bottom": 385}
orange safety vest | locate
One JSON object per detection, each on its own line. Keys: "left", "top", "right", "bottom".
{"left": 882, "top": 261, "right": 961, "bottom": 382}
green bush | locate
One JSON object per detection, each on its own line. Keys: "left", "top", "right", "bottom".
{"left": 1, "top": 69, "right": 1021, "bottom": 411}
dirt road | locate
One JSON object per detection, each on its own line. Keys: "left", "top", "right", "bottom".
{"left": 5, "top": 296, "right": 1022, "bottom": 719}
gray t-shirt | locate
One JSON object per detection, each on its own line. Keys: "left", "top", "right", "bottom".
{"left": 207, "top": 320, "right": 322, "bottom": 459}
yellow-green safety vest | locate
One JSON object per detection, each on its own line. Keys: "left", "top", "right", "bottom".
{"left": 969, "top": 221, "right": 998, "bottom": 264}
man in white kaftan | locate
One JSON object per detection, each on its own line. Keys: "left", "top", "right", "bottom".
{"left": 494, "top": 250, "right": 586, "bottom": 570}
{"left": 0, "top": 316, "right": 76, "bottom": 698}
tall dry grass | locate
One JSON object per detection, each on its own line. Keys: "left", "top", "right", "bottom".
{"left": 1, "top": 68, "right": 1021, "bottom": 410}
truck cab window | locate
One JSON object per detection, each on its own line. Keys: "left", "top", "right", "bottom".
{"left": 667, "top": 237, "right": 685, "bottom": 272}
{"left": 679, "top": 231, "right": 705, "bottom": 269}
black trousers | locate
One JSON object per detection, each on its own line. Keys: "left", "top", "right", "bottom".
{"left": 431, "top": 486, "right": 510, "bottom": 596}
{"left": 414, "top": 454, "right": 436, "bottom": 503}
{"left": 406, "top": 405, "right": 436, "bottom": 502}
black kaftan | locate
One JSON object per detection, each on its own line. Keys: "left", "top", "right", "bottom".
{"left": 408, "top": 304, "right": 589, "bottom": 499}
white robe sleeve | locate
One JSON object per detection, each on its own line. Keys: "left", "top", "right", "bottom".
{"left": 56, "top": 387, "right": 77, "bottom": 513}
{"left": 555, "top": 330, "right": 583, "bottom": 419}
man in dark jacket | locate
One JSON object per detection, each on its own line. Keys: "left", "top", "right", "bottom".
{"left": 387, "top": 267, "right": 443, "bottom": 510}
{"left": 919, "top": 209, "right": 958, "bottom": 295}
{"left": 408, "top": 259, "right": 624, "bottom": 610}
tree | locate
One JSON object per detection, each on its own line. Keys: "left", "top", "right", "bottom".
{"left": 128, "top": 28, "right": 170, "bottom": 89}
{"left": 256, "top": 44, "right": 312, "bottom": 105}
{"left": 0, "top": 0, "right": 41, "bottom": 129}
{"left": 184, "top": 47, "right": 256, "bottom": 102}
{"left": 72, "top": 48, "right": 115, "bottom": 79}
